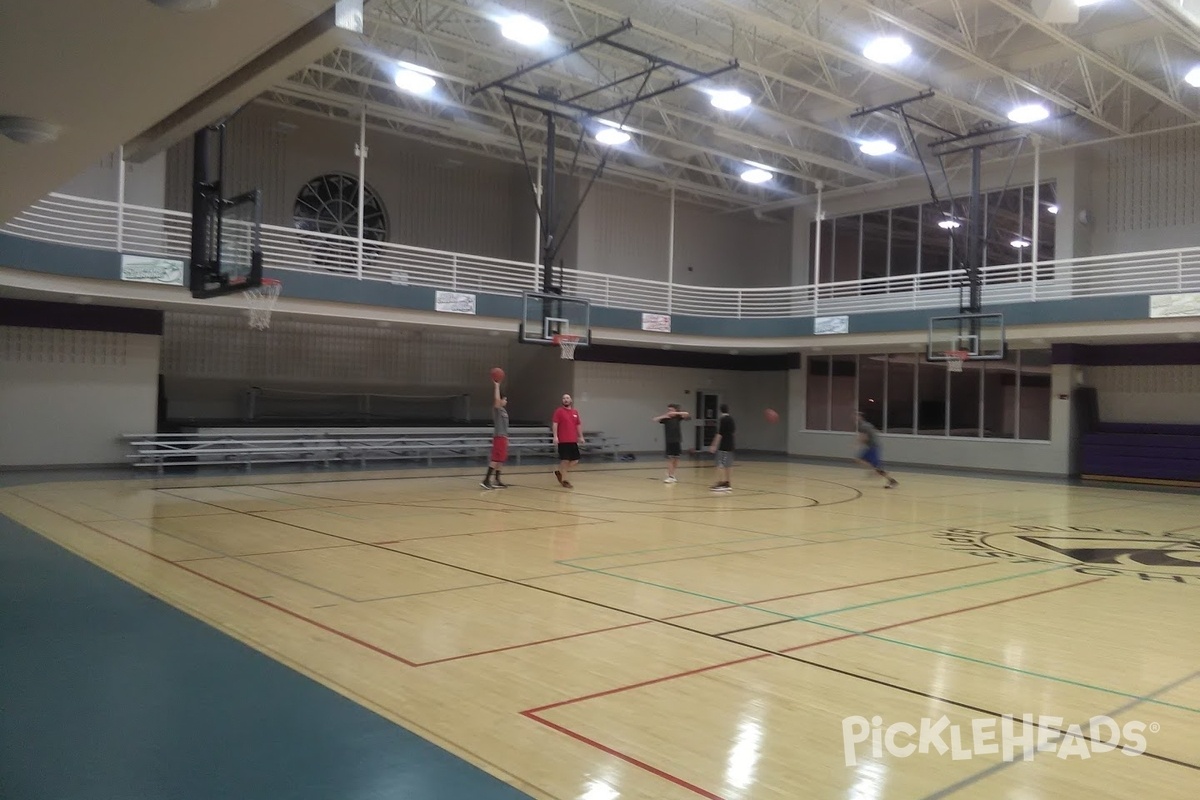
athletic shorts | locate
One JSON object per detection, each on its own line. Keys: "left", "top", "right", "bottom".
{"left": 715, "top": 450, "right": 734, "bottom": 468}
{"left": 490, "top": 436, "right": 508, "bottom": 464}
{"left": 557, "top": 442, "right": 580, "bottom": 462}
{"left": 665, "top": 442, "right": 682, "bottom": 458}
{"left": 859, "top": 445, "right": 881, "bottom": 469}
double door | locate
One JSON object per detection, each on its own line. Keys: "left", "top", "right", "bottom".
{"left": 694, "top": 391, "right": 721, "bottom": 451}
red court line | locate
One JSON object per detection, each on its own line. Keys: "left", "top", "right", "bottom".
{"left": 521, "top": 712, "right": 725, "bottom": 800}
{"left": 522, "top": 578, "right": 1103, "bottom": 800}
{"left": 661, "top": 561, "right": 994, "bottom": 622}
{"left": 418, "top": 621, "right": 651, "bottom": 665}
{"left": 30, "top": 502, "right": 659, "bottom": 666}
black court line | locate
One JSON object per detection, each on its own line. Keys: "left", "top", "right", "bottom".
{"left": 225, "top": 503, "right": 1199, "bottom": 775}
{"left": 14, "top": 467, "right": 1198, "bottom": 774}
{"left": 918, "top": 669, "right": 1200, "bottom": 799}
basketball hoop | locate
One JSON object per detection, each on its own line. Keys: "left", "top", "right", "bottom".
{"left": 244, "top": 278, "right": 282, "bottom": 330}
{"left": 553, "top": 333, "right": 581, "bottom": 360}
{"left": 945, "top": 350, "right": 970, "bottom": 372}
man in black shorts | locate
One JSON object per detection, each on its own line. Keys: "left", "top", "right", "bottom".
{"left": 552, "top": 393, "right": 583, "bottom": 488}
{"left": 708, "top": 403, "right": 735, "bottom": 492}
{"left": 652, "top": 403, "right": 691, "bottom": 483}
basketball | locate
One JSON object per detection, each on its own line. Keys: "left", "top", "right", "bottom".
{"left": 490, "top": 367, "right": 505, "bottom": 383}
{"left": 764, "top": 408, "right": 780, "bottom": 423}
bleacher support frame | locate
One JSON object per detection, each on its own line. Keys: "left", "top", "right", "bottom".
{"left": 123, "top": 427, "right": 621, "bottom": 474}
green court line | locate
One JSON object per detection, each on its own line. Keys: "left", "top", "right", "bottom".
{"left": 558, "top": 558, "right": 1200, "bottom": 714}
{"left": 796, "top": 616, "right": 1200, "bottom": 715}
{"left": 562, "top": 560, "right": 1071, "bottom": 624}
{"left": 558, "top": 512, "right": 1019, "bottom": 566}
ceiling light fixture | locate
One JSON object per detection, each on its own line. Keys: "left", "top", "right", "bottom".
{"left": 394, "top": 68, "right": 436, "bottom": 94}
{"left": 500, "top": 15, "right": 549, "bottom": 45}
{"left": 1186, "top": 66, "right": 1200, "bottom": 88}
{"left": 740, "top": 167, "right": 772, "bottom": 184}
{"left": 709, "top": 90, "right": 752, "bottom": 111}
{"left": 0, "top": 115, "right": 62, "bottom": 145}
{"left": 863, "top": 36, "right": 912, "bottom": 65}
{"left": 1011, "top": 238, "right": 1031, "bottom": 248}
{"left": 148, "top": 0, "right": 220, "bottom": 10}
{"left": 1007, "top": 103, "right": 1050, "bottom": 124}
{"left": 937, "top": 219, "right": 961, "bottom": 229}
{"left": 859, "top": 139, "right": 897, "bottom": 156}
{"left": 1047, "top": 204, "right": 1059, "bottom": 214}
{"left": 594, "top": 127, "right": 631, "bottom": 146}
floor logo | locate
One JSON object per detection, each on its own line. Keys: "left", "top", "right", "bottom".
{"left": 931, "top": 526, "right": 1200, "bottom": 585}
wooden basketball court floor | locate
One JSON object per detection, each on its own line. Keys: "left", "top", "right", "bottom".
{"left": 2, "top": 458, "right": 1198, "bottom": 799}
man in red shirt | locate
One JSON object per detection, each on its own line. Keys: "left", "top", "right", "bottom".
{"left": 551, "top": 393, "right": 584, "bottom": 488}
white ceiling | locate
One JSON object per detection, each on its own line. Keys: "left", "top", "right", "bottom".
{"left": 5, "top": 0, "right": 1200, "bottom": 222}
{"left": 258, "top": 0, "right": 1200, "bottom": 211}
{"left": 0, "top": 0, "right": 336, "bottom": 221}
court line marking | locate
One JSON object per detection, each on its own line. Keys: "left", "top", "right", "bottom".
{"left": 521, "top": 579, "right": 1106, "bottom": 800}
{"left": 565, "top": 560, "right": 1070, "bottom": 626}
{"left": 11, "top": 472, "right": 1200, "bottom": 786}
{"left": 2, "top": 491, "right": 1081, "bottom": 674}
{"left": 661, "top": 562, "right": 993, "bottom": 622}
{"left": 8, "top": 486, "right": 1199, "bottom": 800}
{"left": 554, "top": 523, "right": 980, "bottom": 572}
{"left": 38, "top": 483, "right": 1188, "bottom": 716}
{"left": 919, "top": 669, "right": 1200, "bottom": 799}
{"left": 563, "top": 557, "right": 1200, "bottom": 716}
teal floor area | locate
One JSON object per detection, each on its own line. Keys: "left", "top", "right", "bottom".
{"left": 0, "top": 474, "right": 534, "bottom": 800}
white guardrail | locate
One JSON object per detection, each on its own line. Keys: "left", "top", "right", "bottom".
{"left": 5, "top": 192, "right": 1200, "bottom": 319}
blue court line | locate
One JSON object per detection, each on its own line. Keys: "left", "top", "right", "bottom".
{"left": 918, "top": 669, "right": 1200, "bottom": 799}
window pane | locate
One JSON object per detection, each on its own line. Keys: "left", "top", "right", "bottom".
{"left": 982, "top": 352, "right": 1018, "bottom": 438}
{"left": 833, "top": 216, "right": 861, "bottom": 283}
{"left": 1035, "top": 181, "right": 1056, "bottom": 279}
{"left": 861, "top": 211, "right": 889, "bottom": 292}
{"left": 985, "top": 188, "right": 1023, "bottom": 268}
{"left": 807, "top": 355, "right": 830, "bottom": 430}
{"left": 920, "top": 203, "right": 953, "bottom": 274}
{"left": 858, "top": 354, "right": 886, "bottom": 429}
{"left": 1018, "top": 349, "right": 1052, "bottom": 440}
{"left": 885, "top": 355, "right": 915, "bottom": 434}
{"left": 889, "top": 207, "right": 919, "bottom": 278}
{"left": 831, "top": 356, "right": 858, "bottom": 431}
{"left": 917, "top": 359, "right": 948, "bottom": 435}
{"left": 949, "top": 359, "right": 982, "bottom": 437}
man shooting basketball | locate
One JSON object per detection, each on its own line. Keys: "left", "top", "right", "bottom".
{"left": 481, "top": 379, "right": 509, "bottom": 489}
{"left": 552, "top": 394, "right": 583, "bottom": 488}
{"left": 653, "top": 403, "right": 690, "bottom": 482}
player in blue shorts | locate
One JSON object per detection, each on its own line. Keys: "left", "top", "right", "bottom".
{"left": 855, "top": 411, "right": 898, "bottom": 488}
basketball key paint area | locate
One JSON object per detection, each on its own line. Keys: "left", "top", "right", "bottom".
{"left": 3, "top": 465, "right": 1198, "bottom": 800}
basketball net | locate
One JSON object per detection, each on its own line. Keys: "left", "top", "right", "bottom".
{"left": 554, "top": 334, "right": 581, "bottom": 360}
{"left": 945, "top": 350, "right": 970, "bottom": 372}
{"left": 244, "top": 278, "right": 282, "bottom": 330}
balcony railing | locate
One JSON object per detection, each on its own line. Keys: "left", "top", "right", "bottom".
{"left": 5, "top": 192, "right": 1200, "bottom": 320}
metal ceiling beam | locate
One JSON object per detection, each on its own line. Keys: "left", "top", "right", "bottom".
{"left": 275, "top": 73, "right": 809, "bottom": 198}
{"left": 299, "top": 55, "right": 852, "bottom": 188}
{"left": 833, "top": 0, "right": 1127, "bottom": 135}
{"left": 345, "top": 21, "right": 889, "bottom": 185}
{"left": 984, "top": 0, "right": 1197, "bottom": 121}
{"left": 256, "top": 89, "right": 753, "bottom": 209}
{"left": 695, "top": 0, "right": 1013, "bottom": 128}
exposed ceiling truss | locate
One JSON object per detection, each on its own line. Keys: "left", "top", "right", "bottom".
{"left": 257, "top": 0, "right": 1200, "bottom": 211}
